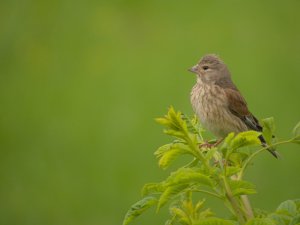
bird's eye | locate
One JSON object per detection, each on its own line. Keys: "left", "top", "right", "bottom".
{"left": 202, "top": 66, "right": 209, "bottom": 70}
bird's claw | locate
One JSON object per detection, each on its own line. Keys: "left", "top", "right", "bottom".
{"left": 199, "top": 141, "right": 215, "bottom": 149}
{"left": 199, "top": 138, "right": 224, "bottom": 149}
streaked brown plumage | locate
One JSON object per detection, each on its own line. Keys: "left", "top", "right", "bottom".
{"left": 189, "top": 54, "right": 278, "bottom": 158}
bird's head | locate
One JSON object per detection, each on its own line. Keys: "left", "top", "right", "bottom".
{"left": 188, "top": 54, "right": 231, "bottom": 84}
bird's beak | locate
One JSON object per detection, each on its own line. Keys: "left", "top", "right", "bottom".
{"left": 188, "top": 65, "right": 198, "bottom": 74}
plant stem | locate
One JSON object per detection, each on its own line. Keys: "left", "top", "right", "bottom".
{"left": 192, "top": 189, "right": 224, "bottom": 200}
{"left": 240, "top": 195, "right": 254, "bottom": 219}
{"left": 184, "top": 133, "right": 210, "bottom": 171}
{"left": 230, "top": 174, "right": 254, "bottom": 220}
{"left": 222, "top": 176, "right": 246, "bottom": 224}
{"left": 237, "top": 139, "right": 293, "bottom": 180}
{"left": 184, "top": 158, "right": 199, "bottom": 168}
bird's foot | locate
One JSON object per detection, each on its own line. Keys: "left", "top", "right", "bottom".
{"left": 199, "top": 138, "right": 224, "bottom": 149}
{"left": 199, "top": 141, "right": 215, "bottom": 149}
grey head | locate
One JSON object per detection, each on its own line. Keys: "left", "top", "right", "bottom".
{"left": 189, "top": 54, "right": 232, "bottom": 85}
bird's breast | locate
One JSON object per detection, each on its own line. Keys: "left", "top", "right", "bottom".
{"left": 190, "top": 83, "right": 247, "bottom": 137}
{"left": 190, "top": 83, "right": 226, "bottom": 123}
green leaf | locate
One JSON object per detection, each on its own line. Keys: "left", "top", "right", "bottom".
{"left": 267, "top": 213, "right": 286, "bottom": 225}
{"left": 155, "top": 144, "right": 173, "bottom": 156}
{"left": 291, "top": 138, "right": 300, "bottom": 145}
{"left": 205, "top": 147, "right": 218, "bottom": 161}
{"left": 254, "top": 208, "right": 269, "bottom": 218}
{"left": 230, "top": 131, "right": 261, "bottom": 150}
{"left": 293, "top": 121, "right": 300, "bottom": 137}
{"left": 225, "top": 166, "right": 241, "bottom": 177}
{"left": 291, "top": 122, "right": 300, "bottom": 144}
{"left": 292, "top": 199, "right": 300, "bottom": 211}
{"left": 168, "top": 106, "right": 188, "bottom": 132}
{"left": 245, "top": 218, "right": 276, "bottom": 225}
{"left": 155, "top": 106, "right": 189, "bottom": 135}
{"left": 194, "top": 218, "right": 236, "bottom": 225}
{"left": 155, "top": 143, "right": 193, "bottom": 169}
{"left": 276, "top": 200, "right": 298, "bottom": 216}
{"left": 194, "top": 200, "right": 212, "bottom": 217}
{"left": 123, "top": 196, "right": 157, "bottom": 225}
{"left": 158, "top": 148, "right": 187, "bottom": 169}
{"left": 290, "top": 214, "right": 300, "bottom": 225}
{"left": 156, "top": 168, "right": 214, "bottom": 210}
{"left": 165, "top": 217, "right": 177, "bottom": 225}
{"left": 155, "top": 117, "right": 172, "bottom": 126}
{"left": 224, "top": 132, "right": 235, "bottom": 145}
{"left": 261, "top": 117, "right": 275, "bottom": 144}
{"left": 169, "top": 207, "right": 190, "bottom": 225}
{"left": 220, "top": 132, "right": 235, "bottom": 156}
{"left": 228, "top": 180, "right": 256, "bottom": 196}
{"left": 165, "top": 168, "right": 213, "bottom": 187}
{"left": 142, "top": 183, "right": 164, "bottom": 196}
{"left": 228, "top": 152, "right": 249, "bottom": 166}
{"left": 157, "top": 184, "right": 189, "bottom": 210}
{"left": 197, "top": 208, "right": 214, "bottom": 219}
{"left": 164, "top": 129, "right": 186, "bottom": 139}
{"left": 181, "top": 113, "right": 204, "bottom": 137}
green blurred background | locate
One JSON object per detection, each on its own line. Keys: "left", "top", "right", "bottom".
{"left": 1, "top": 1, "right": 300, "bottom": 225}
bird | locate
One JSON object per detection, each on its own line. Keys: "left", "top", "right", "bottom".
{"left": 189, "top": 54, "right": 278, "bottom": 158}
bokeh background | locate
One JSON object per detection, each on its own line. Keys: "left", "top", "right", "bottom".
{"left": 1, "top": 1, "right": 300, "bottom": 225}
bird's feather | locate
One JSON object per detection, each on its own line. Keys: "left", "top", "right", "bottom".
{"left": 221, "top": 86, "right": 262, "bottom": 132}
{"left": 218, "top": 84, "right": 279, "bottom": 158}
{"left": 191, "top": 54, "right": 278, "bottom": 158}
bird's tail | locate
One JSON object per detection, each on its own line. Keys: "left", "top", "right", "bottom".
{"left": 258, "top": 135, "right": 280, "bottom": 159}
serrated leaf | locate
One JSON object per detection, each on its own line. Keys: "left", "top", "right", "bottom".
{"left": 181, "top": 113, "right": 204, "bottom": 137}
{"left": 194, "top": 218, "right": 236, "bottom": 225}
{"left": 292, "top": 199, "right": 300, "bottom": 211}
{"left": 233, "top": 188, "right": 256, "bottom": 196}
{"left": 195, "top": 199, "right": 206, "bottom": 212}
{"left": 157, "top": 184, "right": 189, "bottom": 210}
{"left": 158, "top": 148, "right": 187, "bottom": 169}
{"left": 245, "top": 218, "right": 276, "bottom": 225}
{"left": 157, "top": 168, "right": 214, "bottom": 210}
{"left": 254, "top": 208, "right": 269, "bottom": 218}
{"left": 261, "top": 117, "right": 275, "bottom": 144}
{"left": 155, "top": 143, "right": 193, "bottom": 169}
{"left": 228, "top": 152, "right": 249, "bottom": 166}
{"left": 155, "top": 144, "right": 174, "bottom": 156}
{"left": 205, "top": 147, "right": 218, "bottom": 161}
{"left": 290, "top": 214, "right": 300, "bottom": 225}
{"left": 198, "top": 208, "right": 214, "bottom": 219}
{"left": 123, "top": 196, "right": 157, "bottom": 225}
{"left": 220, "top": 133, "right": 235, "bottom": 156}
{"left": 276, "top": 200, "right": 298, "bottom": 216}
{"left": 225, "top": 166, "right": 241, "bottom": 177}
{"left": 230, "top": 131, "right": 261, "bottom": 150}
{"left": 170, "top": 207, "right": 190, "bottom": 225}
{"left": 155, "top": 117, "right": 172, "bottom": 126}
{"left": 156, "top": 107, "right": 189, "bottom": 135}
{"left": 267, "top": 213, "right": 286, "bottom": 225}
{"left": 164, "top": 129, "right": 185, "bottom": 139}
{"left": 170, "top": 206, "right": 188, "bottom": 218}
{"left": 165, "top": 168, "right": 213, "bottom": 187}
{"left": 165, "top": 217, "right": 176, "bottom": 225}
{"left": 228, "top": 180, "right": 256, "bottom": 196}
{"left": 224, "top": 132, "right": 235, "bottom": 145}
{"left": 142, "top": 183, "right": 164, "bottom": 196}
{"left": 167, "top": 106, "right": 188, "bottom": 132}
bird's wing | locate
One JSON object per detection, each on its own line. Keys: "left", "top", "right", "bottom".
{"left": 224, "top": 88, "right": 262, "bottom": 132}
{"left": 225, "top": 87, "right": 279, "bottom": 158}
{"left": 214, "top": 77, "right": 278, "bottom": 158}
